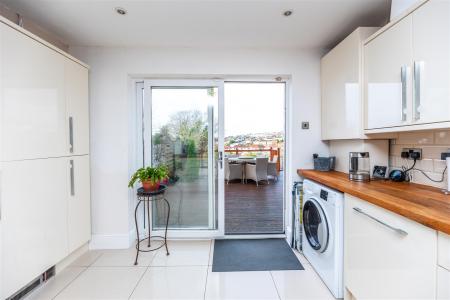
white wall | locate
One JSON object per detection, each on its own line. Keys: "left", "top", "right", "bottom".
{"left": 0, "top": 3, "right": 69, "bottom": 52}
{"left": 69, "top": 46, "right": 329, "bottom": 248}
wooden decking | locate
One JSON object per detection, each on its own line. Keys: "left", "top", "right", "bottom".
{"left": 225, "top": 173, "right": 284, "bottom": 235}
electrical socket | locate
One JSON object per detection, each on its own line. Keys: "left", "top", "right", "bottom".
{"left": 401, "top": 148, "right": 422, "bottom": 160}
{"left": 441, "top": 151, "right": 450, "bottom": 160}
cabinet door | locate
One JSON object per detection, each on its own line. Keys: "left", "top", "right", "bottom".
{"left": 411, "top": 0, "right": 450, "bottom": 124}
{"left": 0, "top": 24, "right": 67, "bottom": 161}
{"left": 364, "top": 16, "right": 413, "bottom": 129}
{"left": 344, "top": 194, "right": 437, "bottom": 299}
{"left": 1, "top": 158, "right": 68, "bottom": 298}
{"left": 67, "top": 155, "right": 91, "bottom": 252}
{"left": 321, "top": 30, "right": 362, "bottom": 140}
{"left": 65, "top": 59, "right": 89, "bottom": 155}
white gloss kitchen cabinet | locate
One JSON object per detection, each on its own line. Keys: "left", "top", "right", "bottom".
{"left": 364, "top": 0, "right": 450, "bottom": 133}
{"left": 344, "top": 194, "right": 437, "bottom": 299}
{"left": 2, "top": 158, "right": 68, "bottom": 298}
{"left": 0, "top": 21, "right": 67, "bottom": 161}
{"left": 321, "top": 27, "right": 378, "bottom": 140}
{"left": 65, "top": 59, "right": 89, "bottom": 156}
{"left": 67, "top": 155, "right": 91, "bottom": 253}
{"left": 0, "top": 18, "right": 91, "bottom": 299}
{"left": 0, "top": 19, "right": 89, "bottom": 161}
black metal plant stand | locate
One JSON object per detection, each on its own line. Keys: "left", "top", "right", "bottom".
{"left": 134, "top": 185, "right": 170, "bottom": 265}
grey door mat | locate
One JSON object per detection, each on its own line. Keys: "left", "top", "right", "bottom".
{"left": 212, "top": 238, "right": 304, "bottom": 272}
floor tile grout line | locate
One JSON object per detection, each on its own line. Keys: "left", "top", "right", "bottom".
{"left": 50, "top": 251, "right": 103, "bottom": 299}
{"left": 203, "top": 265, "right": 210, "bottom": 300}
{"left": 50, "top": 267, "right": 89, "bottom": 300}
{"left": 128, "top": 266, "right": 150, "bottom": 300}
{"left": 269, "top": 271, "right": 282, "bottom": 300}
{"left": 203, "top": 239, "right": 213, "bottom": 299}
{"left": 86, "top": 251, "right": 104, "bottom": 268}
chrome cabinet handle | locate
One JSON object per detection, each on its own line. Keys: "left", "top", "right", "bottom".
{"left": 353, "top": 207, "right": 408, "bottom": 236}
{"left": 413, "top": 61, "right": 424, "bottom": 121}
{"left": 69, "top": 117, "right": 74, "bottom": 153}
{"left": 400, "top": 66, "right": 409, "bottom": 122}
{"left": 70, "top": 159, "right": 75, "bottom": 196}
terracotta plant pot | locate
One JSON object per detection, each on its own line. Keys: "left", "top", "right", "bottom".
{"left": 142, "top": 180, "right": 160, "bottom": 191}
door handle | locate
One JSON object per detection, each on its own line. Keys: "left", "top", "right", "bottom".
{"left": 69, "top": 116, "right": 74, "bottom": 153}
{"left": 353, "top": 207, "right": 408, "bottom": 236}
{"left": 413, "top": 61, "right": 424, "bottom": 121}
{"left": 218, "top": 151, "right": 223, "bottom": 169}
{"left": 400, "top": 66, "right": 409, "bottom": 122}
{"left": 70, "top": 159, "right": 75, "bottom": 196}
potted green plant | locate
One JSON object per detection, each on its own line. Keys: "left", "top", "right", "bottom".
{"left": 128, "top": 165, "right": 169, "bottom": 191}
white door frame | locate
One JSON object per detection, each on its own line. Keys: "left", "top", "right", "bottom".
{"left": 135, "top": 77, "right": 290, "bottom": 240}
{"left": 141, "top": 79, "right": 225, "bottom": 238}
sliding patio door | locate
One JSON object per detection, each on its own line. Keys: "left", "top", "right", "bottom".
{"left": 142, "top": 80, "right": 224, "bottom": 235}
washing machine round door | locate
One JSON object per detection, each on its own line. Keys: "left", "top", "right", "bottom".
{"left": 303, "top": 198, "right": 329, "bottom": 253}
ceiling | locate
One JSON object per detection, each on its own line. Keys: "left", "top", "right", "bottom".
{"left": 0, "top": 0, "right": 391, "bottom": 49}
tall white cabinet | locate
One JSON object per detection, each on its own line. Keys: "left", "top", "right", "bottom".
{"left": 0, "top": 18, "right": 91, "bottom": 299}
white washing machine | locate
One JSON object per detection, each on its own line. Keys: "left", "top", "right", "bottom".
{"left": 302, "top": 179, "right": 344, "bottom": 299}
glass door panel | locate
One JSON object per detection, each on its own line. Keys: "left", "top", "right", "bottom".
{"left": 148, "top": 85, "right": 219, "bottom": 230}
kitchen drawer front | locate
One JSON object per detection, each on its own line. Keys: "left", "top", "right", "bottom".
{"left": 344, "top": 194, "right": 437, "bottom": 299}
{"left": 437, "top": 266, "right": 450, "bottom": 300}
{"left": 438, "top": 232, "right": 450, "bottom": 270}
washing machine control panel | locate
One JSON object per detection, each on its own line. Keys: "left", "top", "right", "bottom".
{"left": 320, "top": 189, "right": 328, "bottom": 201}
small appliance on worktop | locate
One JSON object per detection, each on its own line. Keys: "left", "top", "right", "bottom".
{"left": 348, "top": 152, "right": 370, "bottom": 182}
{"left": 312, "top": 154, "right": 335, "bottom": 171}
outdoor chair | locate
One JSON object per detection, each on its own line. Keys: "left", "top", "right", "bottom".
{"left": 224, "top": 158, "right": 243, "bottom": 184}
{"left": 268, "top": 155, "right": 278, "bottom": 181}
{"left": 245, "top": 157, "right": 269, "bottom": 186}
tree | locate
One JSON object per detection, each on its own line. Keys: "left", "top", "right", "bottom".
{"left": 166, "top": 110, "right": 210, "bottom": 159}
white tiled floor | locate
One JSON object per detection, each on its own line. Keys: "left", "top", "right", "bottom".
{"left": 25, "top": 240, "right": 335, "bottom": 300}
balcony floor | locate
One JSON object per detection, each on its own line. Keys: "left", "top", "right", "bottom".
{"left": 225, "top": 172, "right": 284, "bottom": 235}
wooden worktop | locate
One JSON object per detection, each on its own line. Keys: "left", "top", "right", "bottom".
{"left": 297, "top": 169, "right": 450, "bottom": 235}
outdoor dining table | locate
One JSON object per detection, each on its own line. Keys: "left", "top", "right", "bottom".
{"left": 227, "top": 157, "right": 258, "bottom": 164}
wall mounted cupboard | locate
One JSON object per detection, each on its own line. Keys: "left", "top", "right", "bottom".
{"left": 364, "top": 0, "right": 450, "bottom": 133}
{"left": 321, "top": 27, "right": 378, "bottom": 140}
{"left": 0, "top": 17, "right": 90, "bottom": 299}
